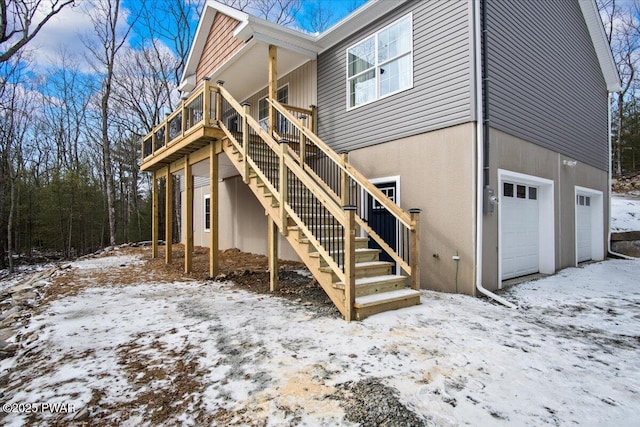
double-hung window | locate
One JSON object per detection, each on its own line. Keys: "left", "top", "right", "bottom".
{"left": 347, "top": 14, "right": 413, "bottom": 109}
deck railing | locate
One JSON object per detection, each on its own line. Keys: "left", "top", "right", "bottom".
{"left": 268, "top": 98, "right": 421, "bottom": 289}
{"left": 141, "top": 80, "right": 218, "bottom": 161}
{"left": 140, "top": 81, "right": 420, "bottom": 316}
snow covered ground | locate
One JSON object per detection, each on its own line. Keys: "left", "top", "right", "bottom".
{"left": 611, "top": 193, "right": 640, "bottom": 231}
{"left": 1, "top": 253, "right": 639, "bottom": 426}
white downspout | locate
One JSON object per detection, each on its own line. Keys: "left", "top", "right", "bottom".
{"left": 607, "top": 92, "right": 635, "bottom": 260}
{"left": 473, "top": 0, "right": 517, "bottom": 309}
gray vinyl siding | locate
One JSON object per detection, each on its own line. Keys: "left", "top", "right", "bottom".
{"left": 243, "top": 60, "right": 317, "bottom": 123}
{"left": 486, "top": 0, "right": 608, "bottom": 171}
{"left": 317, "top": 0, "right": 473, "bottom": 153}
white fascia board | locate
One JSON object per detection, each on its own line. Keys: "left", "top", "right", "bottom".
{"left": 179, "top": 74, "right": 196, "bottom": 94}
{"left": 579, "top": 0, "right": 621, "bottom": 92}
{"left": 317, "top": 0, "right": 410, "bottom": 52}
{"left": 235, "top": 16, "right": 319, "bottom": 55}
{"left": 251, "top": 33, "right": 317, "bottom": 58}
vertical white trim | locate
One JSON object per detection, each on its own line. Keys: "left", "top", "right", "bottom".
{"left": 574, "top": 186, "right": 604, "bottom": 265}
{"left": 497, "top": 169, "right": 555, "bottom": 284}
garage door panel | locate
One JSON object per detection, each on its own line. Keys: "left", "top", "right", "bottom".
{"left": 502, "top": 183, "right": 539, "bottom": 280}
{"left": 576, "top": 195, "right": 592, "bottom": 263}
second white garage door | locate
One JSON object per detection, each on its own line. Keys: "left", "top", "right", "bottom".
{"left": 501, "top": 182, "right": 540, "bottom": 280}
{"left": 576, "top": 194, "right": 593, "bottom": 262}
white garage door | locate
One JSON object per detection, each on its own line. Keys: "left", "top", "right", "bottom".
{"left": 576, "top": 195, "right": 592, "bottom": 262}
{"left": 502, "top": 182, "right": 539, "bottom": 280}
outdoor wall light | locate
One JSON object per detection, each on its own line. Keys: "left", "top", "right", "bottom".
{"left": 563, "top": 159, "right": 578, "bottom": 167}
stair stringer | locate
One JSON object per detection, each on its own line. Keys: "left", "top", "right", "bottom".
{"left": 221, "top": 139, "right": 348, "bottom": 318}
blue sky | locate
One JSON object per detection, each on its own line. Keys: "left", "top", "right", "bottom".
{"left": 26, "top": 0, "right": 368, "bottom": 75}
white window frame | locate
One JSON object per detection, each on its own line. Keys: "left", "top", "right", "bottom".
{"left": 258, "top": 83, "right": 289, "bottom": 130}
{"left": 204, "top": 194, "right": 211, "bottom": 232}
{"left": 345, "top": 13, "right": 414, "bottom": 111}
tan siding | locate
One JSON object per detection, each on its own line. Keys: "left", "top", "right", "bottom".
{"left": 242, "top": 60, "right": 317, "bottom": 121}
{"left": 195, "top": 13, "right": 244, "bottom": 83}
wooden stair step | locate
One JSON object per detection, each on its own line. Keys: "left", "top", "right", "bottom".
{"left": 299, "top": 236, "right": 369, "bottom": 249}
{"left": 333, "top": 274, "right": 407, "bottom": 296}
{"left": 354, "top": 289, "right": 421, "bottom": 320}
{"left": 289, "top": 225, "right": 345, "bottom": 238}
{"left": 309, "top": 248, "right": 380, "bottom": 265}
{"left": 319, "top": 261, "right": 394, "bottom": 279}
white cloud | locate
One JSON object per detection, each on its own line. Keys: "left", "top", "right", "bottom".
{"left": 28, "top": 1, "right": 132, "bottom": 73}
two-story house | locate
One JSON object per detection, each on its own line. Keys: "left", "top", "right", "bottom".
{"left": 140, "top": 0, "right": 620, "bottom": 320}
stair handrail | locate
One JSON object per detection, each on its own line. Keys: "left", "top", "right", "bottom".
{"left": 217, "top": 86, "right": 350, "bottom": 284}
{"left": 268, "top": 98, "right": 420, "bottom": 287}
{"left": 268, "top": 99, "right": 414, "bottom": 229}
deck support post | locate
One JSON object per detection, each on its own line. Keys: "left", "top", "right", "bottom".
{"left": 185, "top": 155, "right": 193, "bottom": 273}
{"left": 209, "top": 143, "right": 219, "bottom": 278}
{"left": 203, "top": 77, "right": 211, "bottom": 125}
{"left": 165, "top": 170, "right": 173, "bottom": 263}
{"left": 241, "top": 102, "right": 251, "bottom": 183}
{"left": 309, "top": 105, "right": 317, "bottom": 133}
{"left": 409, "top": 208, "right": 422, "bottom": 290}
{"left": 268, "top": 44, "right": 277, "bottom": 138}
{"left": 268, "top": 216, "right": 279, "bottom": 291}
{"left": 340, "top": 152, "right": 349, "bottom": 206}
{"left": 344, "top": 205, "right": 357, "bottom": 321}
{"left": 152, "top": 171, "right": 159, "bottom": 258}
{"left": 216, "top": 81, "right": 223, "bottom": 122}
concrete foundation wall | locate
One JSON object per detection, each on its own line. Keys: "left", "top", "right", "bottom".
{"left": 481, "top": 128, "right": 609, "bottom": 290}
{"left": 348, "top": 122, "right": 477, "bottom": 294}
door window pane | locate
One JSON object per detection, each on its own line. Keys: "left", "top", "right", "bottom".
{"left": 517, "top": 185, "right": 526, "bottom": 199}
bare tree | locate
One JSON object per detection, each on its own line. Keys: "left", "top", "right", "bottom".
{"left": 0, "top": 66, "right": 35, "bottom": 271}
{"left": 134, "top": 0, "right": 205, "bottom": 92}
{"left": 598, "top": 0, "right": 640, "bottom": 176}
{"left": 83, "top": 0, "right": 137, "bottom": 246}
{"left": 112, "top": 41, "right": 177, "bottom": 132}
{"left": 299, "top": 0, "right": 334, "bottom": 33}
{"left": 218, "top": 0, "right": 300, "bottom": 26}
{"left": 0, "top": 0, "right": 75, "bottom": 63}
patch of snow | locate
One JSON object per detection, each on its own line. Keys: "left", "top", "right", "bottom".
{"left": 611, "top": 194, "right": 640, "bottom": 231}
{"left": 2, "top": 254, "right": 640, "bottom": 426}
{"left": 68, "top": 254, "right": 144, "bottom": 270}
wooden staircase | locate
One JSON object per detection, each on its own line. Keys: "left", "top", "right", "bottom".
{"left": 216, "top": 86, "right": 421, "bottom": 320}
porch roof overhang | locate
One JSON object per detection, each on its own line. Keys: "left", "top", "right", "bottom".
{"left": 180, "top": 1, "right": 319, "bottom": 101}
{"left": 179, "top": 0, "right": 411, "bottom": 100}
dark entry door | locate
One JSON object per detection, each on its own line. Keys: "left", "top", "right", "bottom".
{"left": 367, "top": 182, "right": 397, "bottom": 273}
